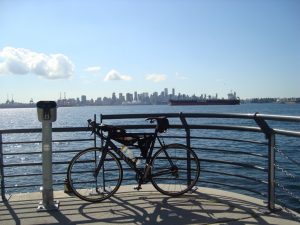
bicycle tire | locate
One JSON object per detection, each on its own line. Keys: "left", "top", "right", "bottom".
{"left": 67, "top": 147, "right": 123, "bottom": 202}
{"left": 150, "top": 144, "right": 200, "bottom": 196}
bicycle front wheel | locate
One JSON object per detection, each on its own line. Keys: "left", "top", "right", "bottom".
{"left": 67, "top": 147, "right": 123, "bottom": 202}
{"left": 150, "top": 144, "right": 200, "bottom": 196}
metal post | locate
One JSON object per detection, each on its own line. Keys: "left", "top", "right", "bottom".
{"left": 179, "top": 113, "right": 190, "bottom": 148}
{"left": 36, "top": 101, "right": 59, "bottom": 211}
{"left": 254, "top": 113, "right": 276, "bottom": 211}
{"left": 0, "top": 133, "right": 7, "bottom": 202}
{"left": 94, "top": 114, "right": 97, "bottom": 148}
{"left": 268, "top": 133, "right": 276, "bottom": 211}
{"left": 179, "top": 113, "right": 192, "bottom": 186}
{"left": 37, "top": 120, "right": 59, "bottom": 211}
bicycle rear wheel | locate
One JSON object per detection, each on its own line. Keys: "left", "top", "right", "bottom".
{"left": 150, "top": 144, "right": 200, "bottom": 196}
{"left": 67, "top": 147, "right": 123, "bottom": 202}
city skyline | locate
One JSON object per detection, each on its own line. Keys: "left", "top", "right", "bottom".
{"left": 1, "top": 87, "right": 230, "bottom": 105}
{"left": 1, "top": 87, "right": 298, "bottom": 107}
{"left": 1, "top": 1, "right": 299, "bottom": 102}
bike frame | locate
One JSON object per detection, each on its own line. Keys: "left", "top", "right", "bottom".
{"left": 93, "top": 129, "right": 165, "bottom": 182}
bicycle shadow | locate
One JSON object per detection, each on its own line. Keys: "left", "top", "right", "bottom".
{"left": 1, "top": 187, "right": 298, "bottom": 225}
{"left": 76, "top": 188, "right": 275, "bottom": 225}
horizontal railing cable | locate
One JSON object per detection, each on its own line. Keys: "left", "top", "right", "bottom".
{"left": 195, "top": 147, "right": 268, "bottom": 158}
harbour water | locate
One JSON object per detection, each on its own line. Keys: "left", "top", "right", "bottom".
{"left": 0, "top": 103, "right": 300, "bottom": 211}
{"left": 1, "top": 103, "right": 300, "bottom": 128}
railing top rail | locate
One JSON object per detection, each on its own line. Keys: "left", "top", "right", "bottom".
{"left": 100, "top": 113, "right": 180, "bottom": 120}
{"left": 100, "top": 112, "right": 255, "bottom": 120}
{"left": 255, "top": 114, "right": 300, "bottom": 122}
{"left": 101, "top": 112, "right": 300, "bottom": 122}
{"left": 1, "top": 113, "right": 299, "bottom": 136}
{"left": 181, "top": 112, "right": 255, "bottom": 119}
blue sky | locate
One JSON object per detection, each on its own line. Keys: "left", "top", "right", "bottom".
{"left": 0, "top": 0, "right": 299, "bottom": 103}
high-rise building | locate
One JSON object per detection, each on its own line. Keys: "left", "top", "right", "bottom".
{"left": 118, "top": 93, "right": 125, "bottom": 103}
{"left": 126, "top": 93, "right": 133, "bottom": 102}
{"left": 134, "top": 91, "right": 138, "bottom": 101}
{"left": 112, "top": 92, "right": 117, "bottom": 103}
{"left": 81, "top": 95, "right": 87, "bottom": 104}
{"left": 164, "top": 88, "right": 168, "bottom": 97}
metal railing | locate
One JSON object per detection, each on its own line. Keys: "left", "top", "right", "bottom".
{"left": 1, "top": 112, "right": 300, "bottom": 212}
{"left": 0, "top": 127, "right": 96, "bottom": 200}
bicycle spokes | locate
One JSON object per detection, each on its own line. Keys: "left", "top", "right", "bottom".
{"left": 67, "top": 148, "right": 123, "bottom": 202}
{"left": 150, "top": 144, "right": 200, "bottom": 196}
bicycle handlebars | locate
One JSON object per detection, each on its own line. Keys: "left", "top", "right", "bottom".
{"left": 87, "top": 119, "right": 127, "bottom": 136}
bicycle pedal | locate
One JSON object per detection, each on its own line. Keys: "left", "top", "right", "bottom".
{"left": 133, "top": 186, "right": 142, "bottom": 191}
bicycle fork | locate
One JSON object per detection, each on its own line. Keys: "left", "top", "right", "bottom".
{"left": 93, "top": 149, "right": 108, "bottom": 178}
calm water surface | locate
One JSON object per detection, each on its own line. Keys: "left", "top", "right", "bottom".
{"left": 1, "top": 103, "right": 299, "bottom": 129}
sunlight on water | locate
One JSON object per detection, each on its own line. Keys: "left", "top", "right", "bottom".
{"left": 0, "top": 103, "right": 299, "bottom": 129}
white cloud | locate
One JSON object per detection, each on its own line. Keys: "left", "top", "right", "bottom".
{"left": 0, "top": 46, "right": 74, "bottom": 79}
{"left": 145, "top": 73, "right": 166, "bottom": 82}
{"left": 84, "top": 66, "right": 101, "bottom": 74}
{"left": 104, "top": 69, "right": 132, "bottom": 81}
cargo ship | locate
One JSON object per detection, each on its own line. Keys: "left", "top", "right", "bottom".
{"left": 169, "top": 92, "right": 240, "bottom": 106}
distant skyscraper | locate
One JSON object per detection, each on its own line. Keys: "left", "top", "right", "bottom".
{"left": 119, "top": 93, "right": 125, "bottom": 102}
{"left": 112, "top": 92, "right": 117, "bottom": 103}
{"left": 172, "top": 88, "right": 175, "bottom": 97}
{"left": 81, "top": 95, "right": 87, "bottom": 104}
{"left": 126, "top": 93, "right": 133, "bottom": 102}
{"left": 134, "top": 91, "right": 138, "bottom": 101}
{"left": 164, "top": 88, "right": 168, "bottom": 97}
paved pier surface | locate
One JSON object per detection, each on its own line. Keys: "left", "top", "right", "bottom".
{"left": 1, "top": 185, "right": 299, "bottom": 225}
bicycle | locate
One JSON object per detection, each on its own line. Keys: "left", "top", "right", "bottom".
{"left": 67, "top": 117, "right": 200, "bottom": 202}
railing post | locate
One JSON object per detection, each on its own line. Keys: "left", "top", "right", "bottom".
{"left": 94, "top": 114, "right": 97, "bottom": 148}
{"left": 179, "top": 113, "right": 190, "bottom": 148}
{"left": 179, "top": 113, "right": 192, "bottom": 186}
{"left": 268, "top": 133, "right": 276, "bottom": 211}
{"left": 0, "top": 133, "right": 7, "bottom": 202}
{"left": 254, "top": 113, "right": 276, "bottom": 211}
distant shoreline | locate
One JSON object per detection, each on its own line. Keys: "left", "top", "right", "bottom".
{"left": 1, "top": 100, "right": 300, "bottom": 109}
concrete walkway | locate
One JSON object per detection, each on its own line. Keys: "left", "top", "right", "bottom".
{"left": 1, "top": 185, "right": 299, "bottom": 225}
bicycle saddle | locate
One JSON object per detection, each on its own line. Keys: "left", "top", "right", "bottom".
{"left": 146, "top": 116, "right": 169, "bottom": 133}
